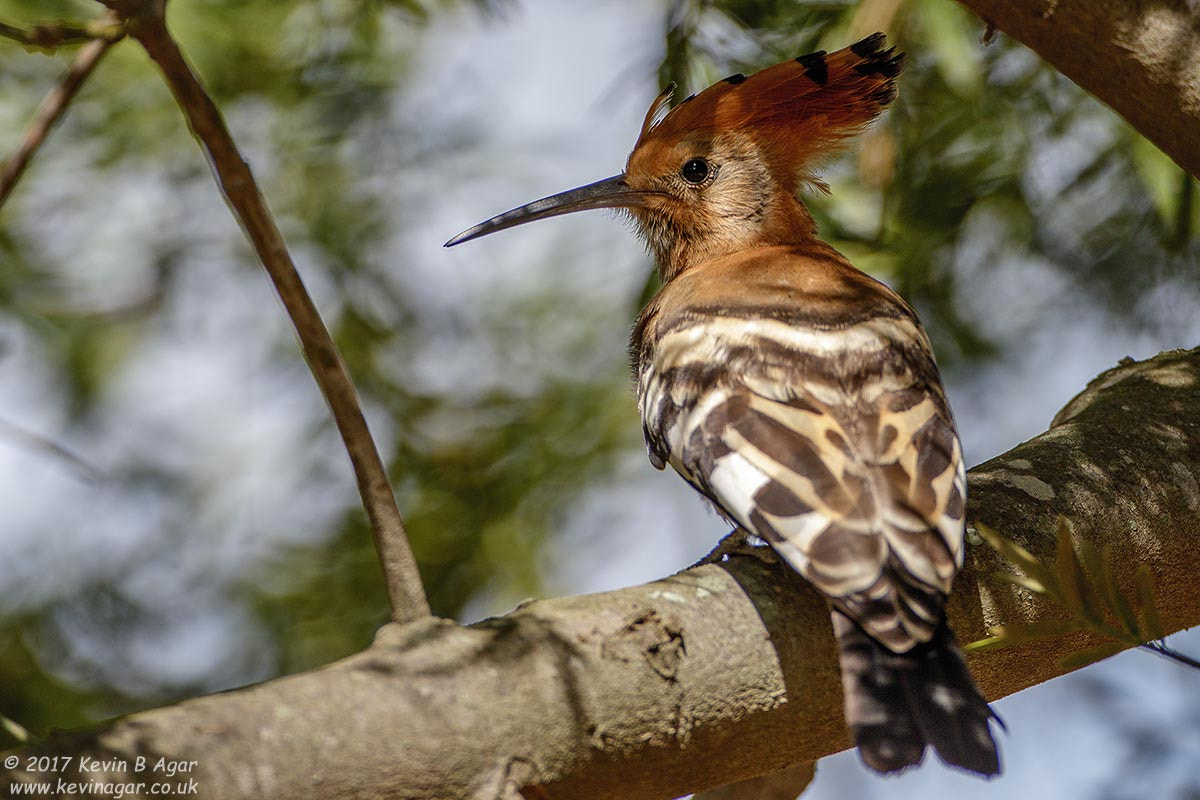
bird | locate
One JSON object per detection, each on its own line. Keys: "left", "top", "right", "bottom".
{"left": 445, "top": 33, "right": 1001, "bottom": 776}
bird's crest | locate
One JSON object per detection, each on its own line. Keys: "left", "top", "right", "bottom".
{"left": 633, "top": 33, "right": 906, "bottom": 183}
{"left": 637, "top": 82, "right": 676, "bottom": 142}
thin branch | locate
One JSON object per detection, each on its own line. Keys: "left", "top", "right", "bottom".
{"left": 0, "top": 18, "right": 123, "bottom": 50}
{"left": 0, "top": 23, "right": 120, "bottom": 211}
{"left": 0, "top": 416, "right": 102, "bottom": 482}
{"left": 1140, "top": 640, "right": 1200, "bottom": 671}
{"left": 120, "top": 7, "right": 429, "bottom": 624}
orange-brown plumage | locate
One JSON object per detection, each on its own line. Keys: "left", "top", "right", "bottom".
{"left": 632, "top": 33, "right": 905, "bottom": 193}
{"left": 446, "top": 33, "right": 1000, "bottom": 778}
{"left": 619, "top": 35, "right": 907, "bottom": 281}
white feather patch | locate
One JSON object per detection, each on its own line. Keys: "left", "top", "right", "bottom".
{"left": 707, "top": 451, "right": 770, "bottom": 519}
{"left": 655, "top": 315, "right": 923, "bottom": 369}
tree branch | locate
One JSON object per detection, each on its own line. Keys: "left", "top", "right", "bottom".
{"left": 693, "top": 761, "right": 816, "bottom": 800}
{"left": 4, "top": 347, "right": 1199, "bottom": 799}
{"left": 0, "top": 18, "right": 121, "bottom": 210}
{"left": 1142, "top": 639, "right": 1200, "bottom": 670}
{"left": 0, "top": 18, "right": 123, "bottom": 50}
{"left": 954, "top": 0, "right": 1200, "bottom": 179}
{"left": 0, "top": 416, "right": 101, "bottom": 482}
{"left": 111, "top": 1, "right": 430, "bottom": 624}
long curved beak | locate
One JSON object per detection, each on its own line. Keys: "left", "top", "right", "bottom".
{"left": 444, "top": 174, "right": 650, "bottom": 247}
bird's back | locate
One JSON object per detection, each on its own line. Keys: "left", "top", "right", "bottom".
{"left": 633, "top": 243, "right": 997, "bottom": 774}
{"left": 633, "top": 242, "right": 965, "bottom": 650}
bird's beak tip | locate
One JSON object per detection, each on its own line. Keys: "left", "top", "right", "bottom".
{"left": 444, "top": 227, "right": 484, "bottom": 248}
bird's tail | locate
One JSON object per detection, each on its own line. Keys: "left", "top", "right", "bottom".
{"left": 831, "top": 610, "right": 1001, "bottom": 776}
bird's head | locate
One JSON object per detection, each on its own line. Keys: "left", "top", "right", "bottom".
{"left": 446, "top": 34, "right": 905, "bottom": 282}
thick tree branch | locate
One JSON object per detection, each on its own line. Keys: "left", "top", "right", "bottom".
{"left": 693, "top": 761, "right": 816, "bottom": 800}
{"left": 954, "top": 0, "right": 1200, "bottom": 178}
{"left": 0, "top": 17, "right": 121, "bottom": 210}
{"left": 4, "top": 347, "right": 1199, "bottom": 799}
{"left": 112, "top": 1, "right": 430, "bottom": 624}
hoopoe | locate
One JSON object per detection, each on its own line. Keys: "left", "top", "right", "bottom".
{"left": 446, "top": 33, "right": 1000, "bottom": 776}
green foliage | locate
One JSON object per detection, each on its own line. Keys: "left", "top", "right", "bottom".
{"left": 0, "top": 627, "right": 103, "bottom": 747}
{"left": 0, "top": 713, "right": 30, "bottom": 744}
{"left": 968, "top": 518, "right": 1166, "bottom": 670}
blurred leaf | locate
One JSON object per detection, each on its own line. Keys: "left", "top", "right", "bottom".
{"left": 911, "top": 0, "right": 982, "bottom": 97}
{"left": 1054, "top": 517, "right": 1087, "bottom": 612}
{"left": 972, "top": 520, "right": 1189, "bottom": 675}
{"left": 969, "top": 618, "right": 1082, "bottom": 651}
{"left": 1134, "top": 565, "right": 1165, "bottom": 640}
{"left": 975, "top": 521, "right": 1060, "bottom": 599}
{"left": 1129, "top": 136, "right": 1186, "bottom": 231}
{"left": 993, "top": 570, "right": 1048, "bottom": 595}
{"left": 1058, "top": 641, "right": 1127, "bottom": 671}
{"left": 1055, "top": 517, "right": 1106, "bottom": 626}
{"left": 1100, "top": 544, "right": 1141, "bottom": 637}
{"left": 0, "top": 713, "right": 30, "bottom": 744}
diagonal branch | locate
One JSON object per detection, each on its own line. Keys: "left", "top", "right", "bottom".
{"left": 1142, "top": 640, "right": 1200, "bottom": 670}
{"left": 119, "top": 4, "right": 429, "bottom": 623}
{"left": 0, "top": 17, "right": 121, "bottom": 210}
{"left": 0, "top": 18, "right": 123, "bottom": 50}
{"left": 3, "top": 347, "right": 1199, "bottom": 799}
{"left": 0, "top": 415, "right": 102, "bottom": 482}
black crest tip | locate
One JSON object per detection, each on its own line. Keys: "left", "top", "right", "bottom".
{"left": 869, "top": 85, "right": 898, "bottom": 106}
{"left": 795, "top": 51, "right": 829, "bottom": 85}
{"left": 850, "top": 32, "right": 888, "bottom": 57}
{"left": 854, "top": 50, "right": 907, "bottom": 78}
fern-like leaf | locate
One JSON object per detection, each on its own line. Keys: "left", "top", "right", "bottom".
{"left": 968, "top": 517, "right": 1191, "bottom": 672}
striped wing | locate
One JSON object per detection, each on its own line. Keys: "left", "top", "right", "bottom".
{"left": 638, "top": 313, "right": 966, "bottom": 652}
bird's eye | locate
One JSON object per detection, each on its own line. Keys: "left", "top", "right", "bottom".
{"left": 680, "top": 158, "right": 710, "bottom": 184}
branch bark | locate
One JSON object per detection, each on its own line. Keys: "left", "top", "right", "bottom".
{"left": 0, "top": 18, "right": 123, "bottom": 50}
{"left": 112, "top": 0, "right": 430, "bottom": 624}
{"left": 0, "top": 15, "right": 121, "bottom": 210}
{"left": 4, "top": 346, "right": 1199, "bottom": 799}
{"left": 954, "top": 0, "right": 1200, "bottom": 178}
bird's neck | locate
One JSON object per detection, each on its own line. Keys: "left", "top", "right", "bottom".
{"left": 649, "top": 194, "right": 819, "bottom": 283}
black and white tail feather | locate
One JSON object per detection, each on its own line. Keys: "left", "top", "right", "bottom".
{"left": 834, "top": 611, "right": 1001, "bottom": 774}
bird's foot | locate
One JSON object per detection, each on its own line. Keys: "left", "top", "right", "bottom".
{"left": 693, "top": 527, "right": 777, "bottom": 568}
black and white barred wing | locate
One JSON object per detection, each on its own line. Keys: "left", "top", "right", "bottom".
{"left": 638, "top": 316, "right": 967, "bottom": 653}
{"left": 639, "top": 311, "right": 999, "bottom": 775}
